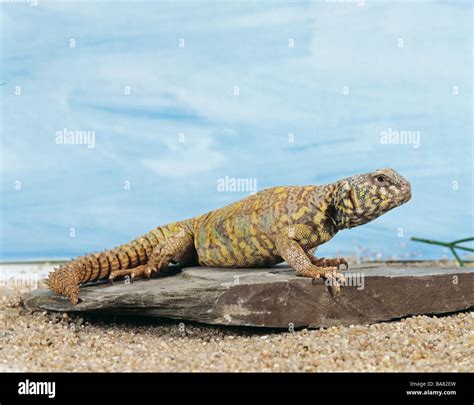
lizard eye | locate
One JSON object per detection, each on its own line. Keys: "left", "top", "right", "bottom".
{"left": 374, "top": 175, "right": 389, "bottom": 186}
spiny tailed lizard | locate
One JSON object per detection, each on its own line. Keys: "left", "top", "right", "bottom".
{"left": 47, "top": 168, "right": 412, "bottom": 304}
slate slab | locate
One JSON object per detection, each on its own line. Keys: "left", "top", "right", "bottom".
{"left": 21, "top": 263, "right": 474, "bottom": 328}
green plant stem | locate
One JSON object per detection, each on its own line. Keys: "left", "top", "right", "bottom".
{"left": 410, "top": 237, "right": 451, "bottom": 247}
{"left": 449, "top": 247, "right": 464, "bottom": 266}
{"left": 410, "top": 236, "right": 474, "bottom": 267}
{"left": 450, "top": 245, "right": 474, "bottom": 253}
{"left": 451, "top": 237, "right": 474, "bottom": 245}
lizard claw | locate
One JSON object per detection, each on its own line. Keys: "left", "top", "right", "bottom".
{"left": 337, "top": 258, "right": 349, "bottom": 270}
{"left": 322, "top": 268, "right": 346, "bottom": 296}
{"left": 310, "top": 257, "right": 349, "bottom": 271}
{"left": 143, "top": 267, "right": 154, "bottom": 279}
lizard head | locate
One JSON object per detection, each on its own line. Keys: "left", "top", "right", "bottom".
{"left": 333, "top": 168, "right": 411, "bottom": 229}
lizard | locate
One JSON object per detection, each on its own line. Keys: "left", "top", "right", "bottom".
{"left": 46, "top": 168, "right": 412, "bottom": 304}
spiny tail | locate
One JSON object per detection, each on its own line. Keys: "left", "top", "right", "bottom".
{"left": 45, "top": 227, "right": 171, "bottom": 304}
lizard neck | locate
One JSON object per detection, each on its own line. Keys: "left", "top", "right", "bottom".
{"left": 327, "top": 178, "right": 365, "bottom": 230}
{"left": 317, "top": 182, "right": 348, "bottom": 232}
{"left": 307, "top": 184, "right": 340, "bottom": 241}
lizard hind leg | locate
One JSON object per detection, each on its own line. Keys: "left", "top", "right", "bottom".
{"left": 108, "top": 230, "right": 195, "bottom": 284}
{"left": 107, "top": 264, "right": 154, "bottom": 284}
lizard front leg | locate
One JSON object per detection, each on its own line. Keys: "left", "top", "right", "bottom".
{"left": 109, "top": 230, "right": 195, "bottom": 284}
{"left": 275, "top": 225, "right": 346, "bottom": 295}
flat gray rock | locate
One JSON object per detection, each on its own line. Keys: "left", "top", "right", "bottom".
{"left": 22, "top": 263, "right": 474, "bottom": 328}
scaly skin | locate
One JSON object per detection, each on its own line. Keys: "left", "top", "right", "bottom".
{"left": 46, "top": 168, "right": 412, "bottom": 304}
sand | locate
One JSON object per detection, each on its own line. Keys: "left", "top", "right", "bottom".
{"left": 0, "top": 280, "right": 472, "bottom": 372}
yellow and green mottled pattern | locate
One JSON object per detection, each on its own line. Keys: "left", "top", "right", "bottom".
{"left": 191, "top": 185, "right": 337, "bottom": 267}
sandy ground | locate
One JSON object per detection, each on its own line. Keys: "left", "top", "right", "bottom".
{"left": 0, "top": 262, "right": 473, "bottom": 372}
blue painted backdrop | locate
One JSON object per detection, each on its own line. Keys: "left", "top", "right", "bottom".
{"left": 1, "top": 0, "right": 472, "bottom": 261}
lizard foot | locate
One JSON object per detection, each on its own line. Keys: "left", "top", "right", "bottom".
{"left": 108, "top": 264, "right": 157, "bottom": 285}
{"left": 297, "top": 265, "right": 346, "bottom": 296}
{"left": 322, "top": 268, "right": 346, "bottom": 296}
{"left": 309, "top": 257, "right": 348, "bottom": 270}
